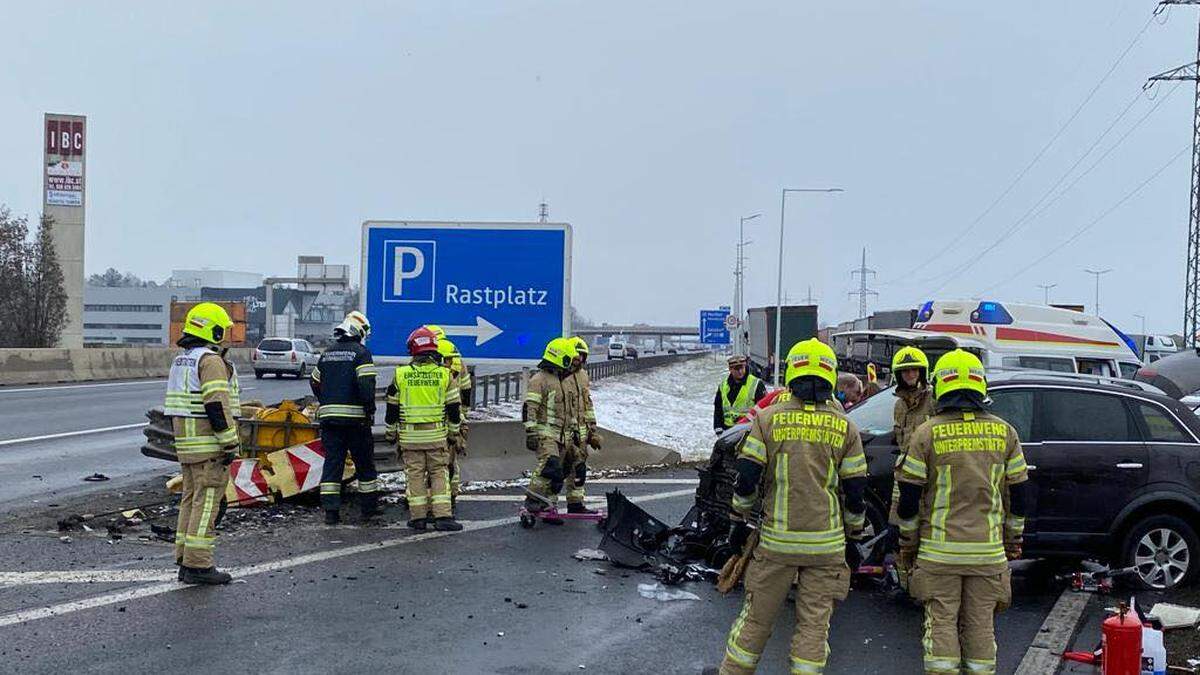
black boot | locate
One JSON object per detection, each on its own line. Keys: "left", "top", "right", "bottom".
{"left": 324, "top": 510, "right": 340, "bottom": 525}
{"left": 359, "top": 494, "right": 380, "bottom": 521}
{"left": 407, "top": 517, "right": 429, "bottom": 531}
{"left": 433, "top": 517, "right": 463, "bottom": 532}
{"left": 176, "top": 558, "right": 184, "bottom": 581}
{"left": 180, "top": 566, "right": 233, "bottom": 585}
{"left": 567, "top": 502, "right": 597, "bottom": 515}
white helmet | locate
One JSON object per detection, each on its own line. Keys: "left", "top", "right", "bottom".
{"left": 334, "top": 311, "right": 371, "bottom": 340}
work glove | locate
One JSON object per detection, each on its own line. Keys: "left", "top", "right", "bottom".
{"left": 525, "top": 433, "right": 540, "bottom": 452}
{"left": 729, "top": 521, "right": 752, "bottom": 551}
{"left": 898, "top": 545, "right": 917, "bottom": 572}
{"left": 456, "top": 433, "right": 467, "bottom": 456}
{"left": 385, "top": 429, "right": 398, "bottom": 444}
{"left": 222, "top": 449, "right": 238, "bottom": 466}
{"left": 845, "top": 540, "right": 864, "bottom": 570}
{"left": 1005, "top": 539, "right": 1023, "bottom": 561}
{"left": 587, "top": 431, "right": 603, "bottom": 451}
{"left": 714, "top": 427, "right": 724, "bottom": 437}
{"left": 448, "top": 435, "right": 461, "bottom": 453}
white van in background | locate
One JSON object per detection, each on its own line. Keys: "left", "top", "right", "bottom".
{"left": 833, "top": 300, "right": 1144, "bottom": 380}
{"left": 1141, "top": 334, "right": 1180, "bottom": 364}
{"left": 607, "top": 341, "right": 626, "bottom": 360}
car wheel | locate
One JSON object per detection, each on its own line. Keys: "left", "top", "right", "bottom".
{"left": 254, "top": 370, "right": 264, "bottom": 380}
{"left": 1120, "top": 514, "right": 1199, "bottom": 590}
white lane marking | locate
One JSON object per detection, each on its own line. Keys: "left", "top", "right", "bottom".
{"left": 0, "top": 423, "right": 149, "bottom": 447}
{"left": 589, "top": 478, "right": 698, "bottom": 485}
{"left": 0, "top": 488, "right": 694, "bottom": 624}
{"left": 455, "top": 495, "right": 607, "bottom": 503}
{"left": 0, "top": 570, "right": 176, "bottom": 585}
{"left": 1014, "top": 589, "right": 1090, "bottom": 675}
{"left": 0, "top": 380, "right": 166, "bottom": 394}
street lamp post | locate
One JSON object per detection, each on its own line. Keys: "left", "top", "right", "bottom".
{"left": 1084, "top": 268, "right": 1113, "bottom": 317}
{"left": 735, "top": 213, "right": 761, "bottom": 355}
{"left": 774, "top": 187, "right": 844, "bottom": 386}
{"left": 1037, "top": 283, "right": 1057, "bottom": 306}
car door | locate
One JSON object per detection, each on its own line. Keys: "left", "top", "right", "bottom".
{"left": 986, "top": 387, "right": 1039, "bottom": 536}
{"left": 1028, "top": 388, "right": 1148, "bottom": 539}
{"left": 300, "top": 340, "right": 319, "bottom": 366}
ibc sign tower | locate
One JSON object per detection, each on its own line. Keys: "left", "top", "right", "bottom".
{"left": 43, "top": 114, "right": 86, "bottom": 348}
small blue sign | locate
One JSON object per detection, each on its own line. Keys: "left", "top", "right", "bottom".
{"left": 700, "top": 309, "right": 731, "bottom": 345}
{"left": 362, "top": 221, "right": 572, "bottom": 363}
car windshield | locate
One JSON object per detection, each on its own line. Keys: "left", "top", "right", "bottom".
{"left": 846, "top": 385, "right": 897, "bottom": 436}
{"left": 258, "top": 339, "right": 293, "bottom": 352}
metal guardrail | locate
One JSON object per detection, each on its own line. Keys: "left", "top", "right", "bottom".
{"left": 469, "top": 352, "right": 705, "bottom": 408}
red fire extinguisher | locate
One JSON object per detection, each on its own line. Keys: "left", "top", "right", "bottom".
{"left": 1101, "top": 602, "right": 1142, "bottom": 675}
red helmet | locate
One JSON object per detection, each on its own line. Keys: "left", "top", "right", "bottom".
{"left": 406, "top": 327, "right": 440, "bottom": 356}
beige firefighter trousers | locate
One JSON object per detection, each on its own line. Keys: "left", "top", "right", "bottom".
{"left": 175, "top": 458, "right": 229, "bottom": 569}
{"left": 403, "top": 444, "right": 452, "bottom": 519}
{"left": 908, "top": 566, "right": 1012, "bottom": 675}
{"left": 720, "top": 550, "right": 851, "bottom": 675}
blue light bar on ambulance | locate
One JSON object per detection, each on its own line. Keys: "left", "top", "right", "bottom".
{"left": 917, "top": 301, "right": 934, "bottom": 323}
{"left": 970, "top": 301, "right": 1014, "bottom": 325}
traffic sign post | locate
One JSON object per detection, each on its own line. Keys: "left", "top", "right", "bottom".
{"left": 700, "top": 309, "right": 731, "bottom": 345}
{"left": 361, "top": 221, "right": 572, "bottom": 364}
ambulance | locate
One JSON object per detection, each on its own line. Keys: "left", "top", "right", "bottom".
{"left": 832, "top": 300, "right": 1144, "bottom": 380}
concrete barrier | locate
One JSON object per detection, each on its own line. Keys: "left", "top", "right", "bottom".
{"left": 0, "top": 346, "right": 256, "bottom": 386}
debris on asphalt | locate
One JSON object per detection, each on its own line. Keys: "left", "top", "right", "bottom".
{"left": 57, "top": 514, "right": 86, "bottom": 531}
{"left": 82, "top": 473, "right": 110, "bottom": 482}
{"left": 637, "top": 582, "right": 700, "bottom": 602}
{"left": 1149, "top": 603, "right": 1200, "bottom": 630}
{"left": 573, "top": 548, "right": 609, "bottom": 562}
{"left": 59, "top": 535, "right": 71, "bottom": 543}
{"left": 150, "top": 523, "right": 175, "bottom": 542}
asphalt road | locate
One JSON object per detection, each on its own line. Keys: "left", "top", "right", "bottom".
{"left": 0, "top": 377, "right": 313, "bottom": 510}
{"left": 0, "top": 472, "right": 1060, "bottom": 674}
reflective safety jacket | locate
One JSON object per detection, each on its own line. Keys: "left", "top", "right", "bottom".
{"left": 716, "top": 374, "right": 764, "bottom": 429}
{"left": 568, "top": 368, "right": 596, "bottom": 443}
{"left": 449, "top": 355, "right": 473, "bottom": 405}
{"left": 734, "top": 398, "right": 868, "bottom": 566}
{"left": 893, "top": 386, "right": 935, "bottom": 452}
{"left": 385, "top": 361, "right": 459, "bottom": 449}
{"left": 310, "top": 338, "right": 376, "bottom": 424}
{"left": 164, "top": 345, "right": 241, "bottom": 464}
{"left": 524, "top": 367, "right": 579, "bottom": 453}
{"left": 898, "top": 410, "right": 1029, "bottom": 574}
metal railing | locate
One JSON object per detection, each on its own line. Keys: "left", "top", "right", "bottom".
{"left": 469, "top": 352, "right": 704, "bottom": 408}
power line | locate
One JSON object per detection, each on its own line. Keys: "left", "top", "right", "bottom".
{"left": 919, "top": 82, "right": 1182, "bottom": 298}
{"left": 976, "top": 145, "right": 1190, "bottom": 295}
{"left": 909, "top": 10, "right": 1158, "bottom": 277}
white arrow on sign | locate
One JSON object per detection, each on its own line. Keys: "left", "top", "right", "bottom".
{"left": 443, "top": 316, "right": 504, "bottom": 346}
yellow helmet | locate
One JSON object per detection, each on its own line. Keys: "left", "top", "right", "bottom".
{"left": 437, "top": 338, "right": 459, "bottom": 359}
{"left": 571, "top": 336, "right": 589, "bottom": 355}
{"left": 543, "top": 337, "right": 578, "bottom": 370}
{"left": 891, "top": 346, "right": 929, "bottom": 374}
{"left": 784, "top": 338, "right": 838, "bottom": 388}
{"left": 424, "top": 324, "right": 446, "bottom": 340}
{"left": 931, "top": 349, "right": 987, "bottom": 399}
{"left": 183, "top": 302, "right": 233, "bottom": 344}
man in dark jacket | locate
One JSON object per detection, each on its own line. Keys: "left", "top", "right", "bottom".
{"left": 310, "top": 311, "right": 378, "bottom": 525}
{"left": 713, "top": 355, "right": 767, "bottom": 434}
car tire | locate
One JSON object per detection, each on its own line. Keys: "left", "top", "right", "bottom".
{"left": 254, "top": 370, "right": 264, "bottom": 380}
{"left": 297, "top": 364, "right": 307, "bottom": 379}
{"left": 1120, "top": 513, "right": 1199, "bottom": 590}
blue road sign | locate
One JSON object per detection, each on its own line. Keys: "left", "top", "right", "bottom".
{"left": 700, "top": 309, "right": 731, "bottom": 345}
{"left": 362, "top": 221, "right": 572, "bottom": 363}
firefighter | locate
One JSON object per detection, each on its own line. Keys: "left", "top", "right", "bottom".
{"left": 564, "top": 336, "right": 602, "bottom": 514}
{"left": 714, "top": 355, "right": 766, "bottom": 435}
{"left": 720, "top": 339, "right": 869, "bottom": 674}
{"left": 385, "top": 327, "right": 463, "bottom": 531}
{"left": 522, "top": 337, "right": 580, "bottom": 513}
{"left": 311, "top": 311, "right": 378, "bottom": 525}
{"left": 888, "top": 346, "right": 935, "bottom": 533}
{"left": 163, "top": 302, "right": 242, "bottom": 585}
{"left": 896, "top": 349, "right": 1029, "bottom": 675}
{"left": 437, "top": 338, "right": 468, "bottom": 503}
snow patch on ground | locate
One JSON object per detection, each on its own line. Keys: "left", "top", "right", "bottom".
{"left": 472, "top": 355, "right": 728, "bottom": 461}
{"left": 590, "top": 355, "right": 726, "bottom": 461}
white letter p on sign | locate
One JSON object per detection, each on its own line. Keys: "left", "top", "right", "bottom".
{"left": 393, "top": 246, "right": 425, "bottom": 297}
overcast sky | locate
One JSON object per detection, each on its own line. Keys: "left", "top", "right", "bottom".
{"left": 0, "top": 2, "right": 1195, "bottom": 332}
